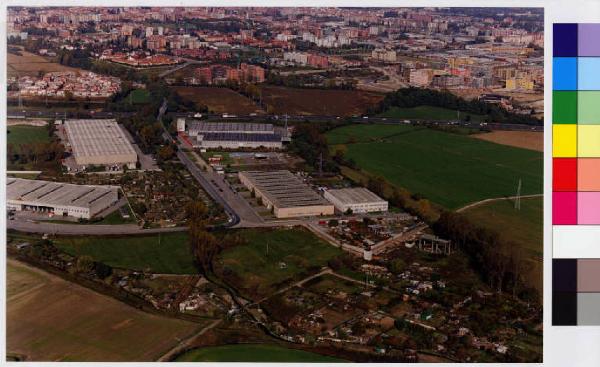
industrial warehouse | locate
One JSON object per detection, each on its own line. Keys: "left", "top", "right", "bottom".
{"left": 324, "top": 187, "right": 389, "bottom": 214}
{"left": 6, "top": 178, "right": 120, "bottom": 219}
{"left": 238, "top": 170, "right": 334, "bottom": 218}
{"left": 178, "top": 119, "right": 287, "bottom": 149}
{"left": 64, "top": 119, "right": 138, "bottom": 168}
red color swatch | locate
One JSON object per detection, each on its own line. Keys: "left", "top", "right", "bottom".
{"left": 553, "top": 158, "right": 578, "bottom": 191}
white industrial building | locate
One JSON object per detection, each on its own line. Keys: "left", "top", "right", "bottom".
{"left": 7, "top": 178, "right": 120, "bottom": 219}
{"left": 64, "top": 119, "right": 138, "bottom": 168}
{"left": 324, "top": 187, "right": 388, "bottom": 214}
{"left": 178, "top": 119, "right": 286, "bottom": 149}
{"left": 238, "top": 170, "right": 334, "bottom": 218}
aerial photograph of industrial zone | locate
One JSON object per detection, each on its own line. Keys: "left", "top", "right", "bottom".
{"left": 5, "top": 6, "right": 543, "bottom": 363}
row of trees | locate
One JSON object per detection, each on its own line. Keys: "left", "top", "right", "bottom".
{"left": 369, "top": 87, "right": 542, "bottom": 126}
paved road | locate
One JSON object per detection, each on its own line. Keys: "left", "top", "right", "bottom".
{"left": 7, "top": 219, "right": 187, "bottom": 235}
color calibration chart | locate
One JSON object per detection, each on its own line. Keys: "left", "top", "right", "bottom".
{"left": 552, "top": 23, "right": 600, "bottom": 326}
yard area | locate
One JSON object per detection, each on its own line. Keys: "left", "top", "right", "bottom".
{"left": 53, "top": 232, "right": 197, "bottom": 274}
{"left": 327, "top": 124, "right": 543, "bottom": 209}
{"left": 6, "top": 259, "right": 203, "bottom": 361}
{"left": 215, "top": 227, "right": 343, "bottom": 300}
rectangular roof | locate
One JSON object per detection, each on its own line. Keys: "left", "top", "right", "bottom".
{"left": 64, "top": 119, "right": 137, "bottom": 159}
{"left": 326, "top": 187, "right": 387, "bottom": 205}
{"left": 189, "top": 121, "right": 275, "bottom": 134}
{"left": 240, "top": 170, "right": 332, "bottom": 208}
{"left": 200, "top": 132, "right": 282, "bottom": 142}
{"left": 7, "top": 177, "right": 118, "bottom": 209}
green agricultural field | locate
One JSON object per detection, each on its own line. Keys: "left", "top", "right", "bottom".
{"left": 327, "top": 124, "right": 543, "bottom": 209}
{"left": 127, "top": 89, "right": 150, "bottom": 104}
{"left": 54, "top": 232, "right": 196, "bottom": 274}
{"left": 378, "top": 105, "right": 486, "bottom": 122}
{"left": 175, "top": 344, "right": 344, "bottom": 362}
{"left": 216, "top": 227, "right": 343, "bottom": 299}
{"left": 7, "top": 125, "right": 50, "bottom": 146}
{"left": 461, "top": 196, "right": 543, "bottom": 294}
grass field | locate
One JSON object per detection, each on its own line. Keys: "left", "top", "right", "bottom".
{"left": 127, "top": 89, "right": 150, "bottom": 104}
{"left": 7, "top": 50, "right": 80, "bottom": 78}
{"left": 54, "top": 233, "right": 196, "bottom": 274}
{"left": 461, "top": 196, "right": 543, "bottom": 294}
{"left": 6, "top": 259, "right": 203, "bottom": 361}
{"left": 7, "top": 125, "right": 51, "bottom": 146}
{"left": 378, "top": 105, "right": 486, "bottom": 122}
{"left": 217, "top": 227, "right": 343, "bottom": 299}
{"left": 260, "top": 86, "right": 383, "bottom": 116}
{"left": 172, "top": 86, "right": 264, "bottom": 115}
{"left": 175, "top": 344, "right": 343, "bottom": 362}
{"left": 327, "top": 124, "right": 543, "bottom": 209}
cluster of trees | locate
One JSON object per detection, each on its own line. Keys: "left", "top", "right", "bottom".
{"left": 370, "top": 88, "right": 542, "bottom": 126}
{"left": 7, "top": 141, "right": 64, "bottom": 169}
{"left": 433, "top": 211, "right": 536, "bottom": 300}
{"left": 289, "top": 123, "right": 340, "bottom": 174}
{"left": 266, "top": 72, "right": 356, "bottom": 90}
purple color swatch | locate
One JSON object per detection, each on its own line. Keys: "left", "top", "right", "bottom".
{"left": 578, "top": 24, "right": 600, "bottom": 56}
{"left": 553, "top": 191, "right": 578, "bottom": 224}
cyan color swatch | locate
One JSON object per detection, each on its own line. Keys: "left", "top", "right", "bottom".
{"left": 578, "top": 57, "right": 600, "bottom": 90}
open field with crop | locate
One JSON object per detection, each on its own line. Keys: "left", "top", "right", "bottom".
{"left": 7, "top": 125, "right": 51, "bottom": 146}
{"left": 172, "top": 86, "right": 264, "bottom": 115}
{"left": 461, "top": 196, "right": 543, "bottom": 293}
{"left": 472, "top": 131, "right": 543, "bottom": 152}
{"left": 216, "top": 227, "right": 343, "bottom": 300}
{"left": 7, "top": 50, "right": 80, "bottom": 78}
{"left": 54, "top": 233, "right": 196, "bottom": 274}
{"left": 175, "top": 344, "right": 344, "bottom": 362}
{"left": 260, "top": 86, "right": 383, "bottom": 116}
{"left": 327, "top": 124, "right": 543, "bottom": 209}
{"left": 6, "top": 259, "right": 202, "bottom": 361}
{"left": 378, "top": 105, "right": 486, "bottom": 122}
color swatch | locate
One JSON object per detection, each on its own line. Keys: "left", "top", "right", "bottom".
{"left": 552, "top": 23, "right": 600, "bottom": 326}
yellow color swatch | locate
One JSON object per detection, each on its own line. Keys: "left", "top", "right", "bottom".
{"left": 578, "top": 125, "right": 600, "bottom": 157}
{"left": 553, "top": 124, "right": 577, "bottom": 157}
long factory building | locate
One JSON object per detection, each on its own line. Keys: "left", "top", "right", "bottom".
{"left": 64, "top": 119, "right": 138, "bottom": 168}
{"left": 324, "top": 187, "right": 388, "bottom": 214}
{"left": 7, "top": 178, "right": 119, "bottom": 219}
{"left": 238, "top": 170, "right": 334, "bottom": 218}
{"left": 178, "top": 119, "right": 286, "bottom": 149}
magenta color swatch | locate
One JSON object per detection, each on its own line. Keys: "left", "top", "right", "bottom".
{"left": 553, "top": 192, "right": 578, "bottom": 224}
{"left": 577, "top": 192, "right": 600, "bottom": 224}
{"left": 578, "top": 24, "right": 600, "bottom": 56}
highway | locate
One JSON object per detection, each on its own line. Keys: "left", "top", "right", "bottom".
{"left": 9, "top": 109, "right": 543, "bottom": 132}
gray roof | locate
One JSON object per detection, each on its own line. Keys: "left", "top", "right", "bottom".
{"left": 64, "top": 119, "right": 137, "bottom": 159}
{"left": 200, "top": 132, "right": 282, "bottom": 142}
{"left": 7, "top": 177, "right": 117, "bottom": 209}
{"left": 326, "top": 187, "right": 387, "bottom": 205}
{"left": 240, "top": 170, "right": 332, "bottom": 208}
{"left": 189, "top": 121, "right": 275, "bottom": 134}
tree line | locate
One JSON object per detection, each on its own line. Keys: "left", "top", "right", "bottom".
{"left": 369, "top": 87, "right": 542, "bottom": 126}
